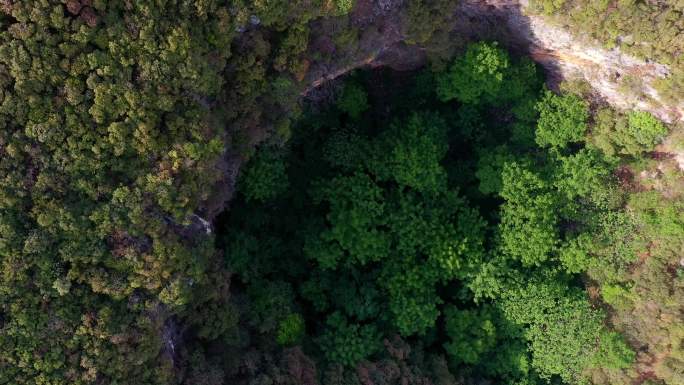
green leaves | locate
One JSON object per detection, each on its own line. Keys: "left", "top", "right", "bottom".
{"left": 535, "top": 90, "right": 589, "bottom": 149}
{"left": 590, "top": 108, "right": 669, "bottom": 157}
{"left": 625, "top": 111, "right": 667, "bottom": 150}
{"left": 499, "top": 162, "right": 559, "bottom": 266}
{"left": 373, "top": 112, "right": 449, "bottom": 193}
{"left": 336, "top": 82, "right": 369, "bottom": 120}
{"left": 475, "top": 145, "right": 518, "bottom": 195}
{"left": 239, "top": 145, "right": 290, "bottom": 202}
{"left": 593, "top": 331, "right": 636, "bottom": 370}
{"left": 444, "top": 305, "right": 531, "bottom": 379}
{"left": 318, "top": 312, "right": 382, "bottom": 366}
{"left": 308, "top": 173, "right": 389, "bottom": 267}
{"left": 444, "top": 307, "right": 498, "bottom": 365}
{"left": 277, "top": 313, "right": 306, "bottom": 346}
{"left": 386, "top": 278, "right": 442, "bottom": 336}
{"left": 246, "top": 280, "right": 296, "bottom": 333}
{"left": 0, "top": 1, "right": 248, "bottom": 380}
{"left": 217, "top": 38, "right": 652, "bottom": 382}
{"left": 499, "top": 278, "right": 608, "bottom": 383}
{"left": 323, "top": 130, "right": 372, "bottom": 172}
{"left": 335, "top": 0, "right": 355, "bottom": 15}
{"left": 306, "top": 115, "right": 485, "bottom": 338}
{"left": 404, "top": 0, "right": 458, "bottom": 44}
{"left": 553, "top": 148, "right": 611, "bottom": 199}
{"left": 437, "top": 42, "right": 509, "bottom": 104}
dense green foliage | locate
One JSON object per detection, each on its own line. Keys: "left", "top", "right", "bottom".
{"left": 535, "top": 90, "right": 589, "bottom": 148}
{"left": 239, "top": 145, "right": 290, "bottom": 202}
{"left": 0, "top": 2, "right": 238, "bottom": 383}
{"left": 0, "top": 0, "right": 358, "bottom": 383}
{"left": 590, "top": 108, "right": 669, "bottom": 157}
{"left": 0, "top": 1, "right": 680, "bottom": 384}
{"left": 436, "top": 41, "right": 510, "bottom": 104}
{"left": 213, "top": 42, "right": 676, "bottom": 385}
{"left": 335, "top": 82, "right": 369, "bottom": 120}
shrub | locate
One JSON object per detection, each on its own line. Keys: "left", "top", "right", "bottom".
{"left": 591, "top": 109, "right": 668, "bottom": 156}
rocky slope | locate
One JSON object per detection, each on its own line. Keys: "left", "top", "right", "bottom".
{"left": 485, "top": 0, "right": 681, "bottom": 124}
{"left": 304, "top": 0, "right": 683, "bottom": 125}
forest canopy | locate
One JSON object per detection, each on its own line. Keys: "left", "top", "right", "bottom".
{"left": 0, "top": 2, "right": 682, "bottom": 385}
{"left": 220, "top": 42, "right": 664, "bottom": 385}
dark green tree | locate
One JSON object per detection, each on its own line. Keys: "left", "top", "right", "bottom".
{"left": 318, "top": 312, "right": 382, "bottom": 366}
{"left": 336, "top": 82, "right": 369, "bottom": 120}
{"left": 240, "top": 145, "right": 290, "bottom": 202}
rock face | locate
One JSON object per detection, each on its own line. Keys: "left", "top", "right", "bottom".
{"left": 456, "top": 0, "right": 682, "bottom": 124}
{"left": 305, "top": 0, "right": 683, "bottom": 124}
{"left": 227, "top": 0, "right": 684, "bottom": 221}
{"left": 302, "top": 0, "right": 418, "bottom": 96}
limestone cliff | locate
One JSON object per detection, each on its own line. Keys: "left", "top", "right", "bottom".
{"left": 304, "top": 0, "right": 683, "bottom": 124}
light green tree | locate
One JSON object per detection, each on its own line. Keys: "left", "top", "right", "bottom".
{"left": 499, "top": 162, "right": 559, "bottom": 266}
{"left": 535, "top": 90, "right": 589, "bottom": 148}
{"left": 437, "top": 42, "right": 510, "bottom": 104}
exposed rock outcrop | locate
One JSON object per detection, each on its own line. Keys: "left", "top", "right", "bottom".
{"left": 217, "top": 0, "right": 683, "bottom": 223}
{"left": 459, "top": 0, "right": 682, "bottom": 123}
{"left": 304, "top": 0, "right": 683, "bottom": 124}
